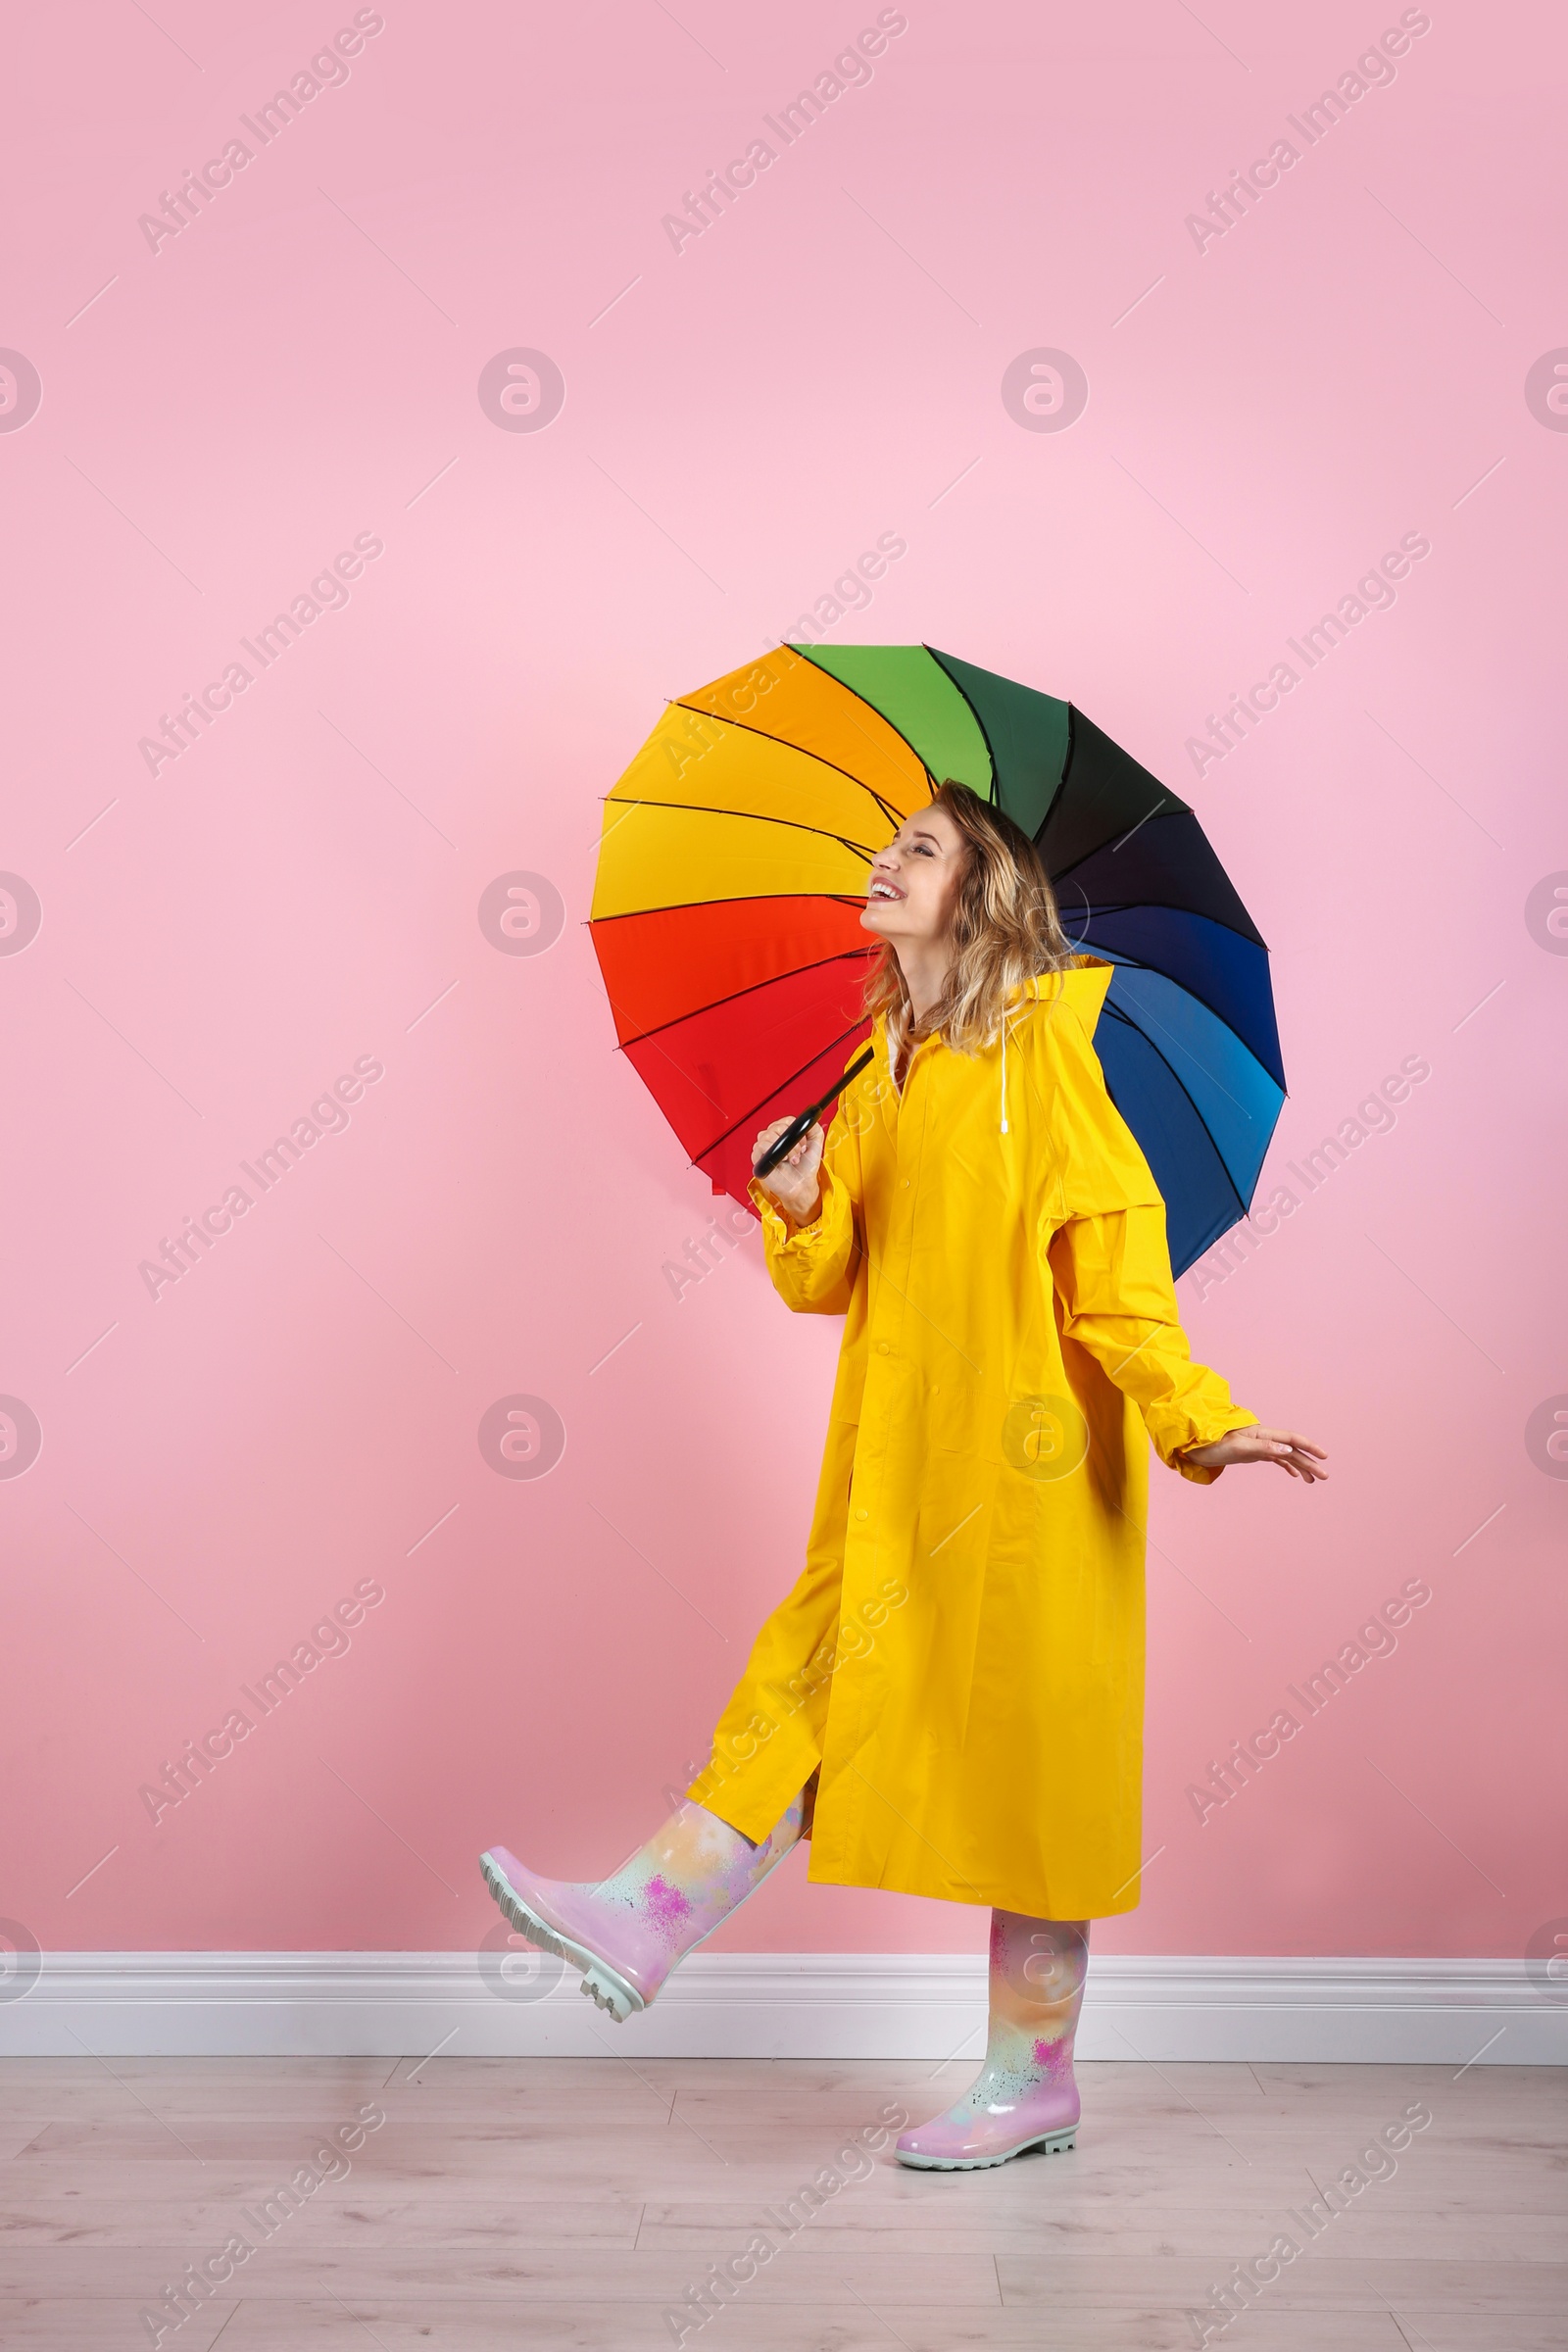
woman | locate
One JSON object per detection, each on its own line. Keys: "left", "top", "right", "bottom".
{"left": 481, "top": 782, "right": 1326, "bottom": 2172}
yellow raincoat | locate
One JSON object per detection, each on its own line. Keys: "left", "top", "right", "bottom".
{"left": 687, "top": 957, "right": 1258, "bottom": 1919}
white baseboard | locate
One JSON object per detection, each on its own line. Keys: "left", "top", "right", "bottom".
{"left": 1, "top": 1952, "right": 1561, "bottom": 2063}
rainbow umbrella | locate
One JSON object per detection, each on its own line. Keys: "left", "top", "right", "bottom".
{"left": 589, "top": 645, "right": 1285, "bottom": 1276}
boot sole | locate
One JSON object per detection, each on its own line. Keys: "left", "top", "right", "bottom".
{"left": 895, "top": 2125, "right": 1078, "bottom": 2172}
{"left": 479, "top": 1851, "right": 646, "bottom": 2023}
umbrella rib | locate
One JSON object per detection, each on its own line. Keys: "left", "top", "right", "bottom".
{"left": 1099, "top": 1001, "right": 1253, "bottom": 1213}
{"left": 611, "top": 948, "right": 877, "bottom": 1051}
{"left": 1047, "top": 708, "right": 1195, "bottom": 830}
{"left": 601, "top": 982, "right": 728, "bottom": 1117}
{"left": 922, "top": 643, "right": 1001, "bottom": 805}
{"left": 1054, "top": 845, "right": 1268, "bottom": 952}
{"left": 791, "top": 644, "right": 945, "bottom": 799}
{"left": 1070, "top": 926, "right": 1286, "bottom": 1091}
{"left": 1110, "top": 988, "right": 1261, "bottom": 1125}
{"left": 1052, "top": 862, "right": 1269, "bottom": 952}
{"left": 672, "top": 702, "right": 912, "bottom": 832}
{"left": 589, "top": 893, "right": 870, "bottom": 928}
{"left": 1051, "top": 813, "right": 1193, "bottom": 883}
{"left": 603, "top": 793, "right": 882, "bottom": 863}
{"left": 693, "top": 1018, "right": 874, "bottom": 1165}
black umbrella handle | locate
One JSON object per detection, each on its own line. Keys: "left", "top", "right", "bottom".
{"left": 753, "top": 1047, "right": 877, "bottom": 1181}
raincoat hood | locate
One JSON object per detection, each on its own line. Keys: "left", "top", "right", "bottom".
{"left": 880, "top": 956, "right": 1118, "bottom": 1138}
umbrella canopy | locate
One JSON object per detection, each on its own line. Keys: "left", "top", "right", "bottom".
{"left": 589, "top": 644, "right": 1285, "bottom": 1276}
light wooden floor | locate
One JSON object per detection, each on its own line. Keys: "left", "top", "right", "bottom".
{"left": 0, "top": 2054, "right": 1562, "bottom": 2348}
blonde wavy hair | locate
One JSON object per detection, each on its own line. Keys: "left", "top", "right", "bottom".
{"left": 862, "top": 780, "right": 1080, "bottom": 1062}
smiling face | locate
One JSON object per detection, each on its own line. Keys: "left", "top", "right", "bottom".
{"left": 860, "top": 805, "right": 967, "bottom": 946}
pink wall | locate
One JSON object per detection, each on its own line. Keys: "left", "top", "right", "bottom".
{"left": 2, "top": 0, "right": 1562, "bottom": 1971}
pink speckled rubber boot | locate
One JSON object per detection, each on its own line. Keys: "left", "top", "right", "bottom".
{"left": 896, "top": 1912, "right": 1088, "bottom": 2171}
{"left": 480, "top": 1788, "right": 807, "bottom": 2023}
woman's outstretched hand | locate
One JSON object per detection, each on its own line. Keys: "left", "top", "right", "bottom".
{"left": 1181, "top": 1426, "right": 1329, "bottom": 1483}
{"left": 752, "top": 1118, "right": 824, "bottom": 1224}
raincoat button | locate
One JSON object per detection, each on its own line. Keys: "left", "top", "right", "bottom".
{"left": 877, "top": 1341, "right": 890, "bottom": 1354}
{"left": 855, "top": 1507, "right": 869, "bottom": 1520}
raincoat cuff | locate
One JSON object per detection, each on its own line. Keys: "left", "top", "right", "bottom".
{"left": 747, "top": 1159, "right": 858, "bottom": 1314}
{"left": 747, "top": 1161, "right": 837, "bottom": 1242}
{"left": 1159, "top": 1406, "right": 1260, "bottom": 1484}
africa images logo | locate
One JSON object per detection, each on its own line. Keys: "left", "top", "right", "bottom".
{"left": 135, "top": 12, "right": 387, "bottom": 255}
{"left": 0, "top": 350, "right": 42, "bottom": 432}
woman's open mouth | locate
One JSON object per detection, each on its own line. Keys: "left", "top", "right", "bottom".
{"left": 867, "top": 879, "right": 904, "bottom": 902}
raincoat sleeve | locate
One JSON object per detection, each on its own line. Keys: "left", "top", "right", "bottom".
{"left": 1039, "top": 994, "right": 1259, "bottom": 1486}
{"left": 746, "top": 1094, "right": 864, "bottom": 1317}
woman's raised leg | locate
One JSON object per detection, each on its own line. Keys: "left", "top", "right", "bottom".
{"left": 479, "top": 1540, "right": 841, "bottom": 2023}
{"left": 896, "top": 1911, "right": 1088, "bottom": 2170}
{"left": 480, "top": 1786, "right": 808, "bottom": 2022}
